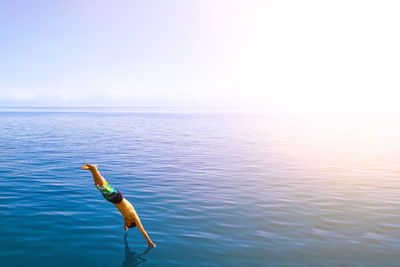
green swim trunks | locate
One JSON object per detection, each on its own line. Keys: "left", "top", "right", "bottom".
{"left": 96, "top": 181, "right": 124, "bottom": 204}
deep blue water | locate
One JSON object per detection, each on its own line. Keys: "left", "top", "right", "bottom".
{"left": 1, "top": 109, "right": 400, "bottom": 266}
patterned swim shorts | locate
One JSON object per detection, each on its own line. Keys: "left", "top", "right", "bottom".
{"left": 96, "top": 181, "right": 124, "bottom": 204}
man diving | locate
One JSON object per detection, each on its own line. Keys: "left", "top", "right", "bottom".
{"left": 82, "top": 164, "right": 155, "bottom": 247}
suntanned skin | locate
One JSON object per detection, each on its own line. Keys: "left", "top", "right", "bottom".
{"left": 82, "top": 164, "right": 155, "bottom": 247}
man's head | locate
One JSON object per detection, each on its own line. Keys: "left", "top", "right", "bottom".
{"left": 124, "top": 217, "right": 137, "bottom": 230}
{"left": 127, "top": 222, "right": 136, "bottom": 228}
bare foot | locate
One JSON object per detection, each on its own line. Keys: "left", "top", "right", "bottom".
{"left": 82, "top": 164, "right": 97, "bottom": 170}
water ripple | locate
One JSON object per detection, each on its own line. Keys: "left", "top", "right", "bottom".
{"left": 1, "top": 112, "right": 400, "bottom": 266}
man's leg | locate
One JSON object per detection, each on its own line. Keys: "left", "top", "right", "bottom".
{"left": 82, "top": 164, "right": 106, "bottom": 186}
{"left": 82, "top": 164, "right": 124, "bottom": 204}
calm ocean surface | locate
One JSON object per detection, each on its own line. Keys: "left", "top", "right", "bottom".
{"left": 1, "top": 108, "right": 399, "bottom": 266}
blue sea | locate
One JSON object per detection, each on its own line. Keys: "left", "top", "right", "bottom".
{"left": 1, "top": 107, "right": 400, "bottom": 266}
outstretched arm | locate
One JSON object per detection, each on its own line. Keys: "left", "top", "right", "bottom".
{"left": 118, "top": 200, "right": 155, "bottom": 247}
{"left": 132, "top": 211, "right": 155, "bottom": 247}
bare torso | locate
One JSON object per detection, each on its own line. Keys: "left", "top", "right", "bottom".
{"left": 114, "top": 198, "right": 136, "bottom": 220}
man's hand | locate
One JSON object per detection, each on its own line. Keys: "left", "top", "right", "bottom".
{"left": 124, "top": 217, "right": 129, "bottom": 231}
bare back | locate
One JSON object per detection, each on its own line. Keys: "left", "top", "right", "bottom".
{"left": 114, "top": 198, "right": 137, "bottom": 220}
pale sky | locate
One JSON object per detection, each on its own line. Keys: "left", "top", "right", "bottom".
{"left": 1, "top": 0, "right": 399, "bottom": 113}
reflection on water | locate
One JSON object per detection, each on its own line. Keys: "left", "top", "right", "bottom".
{"left": 122, "top": 234, "right": 153, "bottom": 267}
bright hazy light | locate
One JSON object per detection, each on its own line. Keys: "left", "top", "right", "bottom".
{"left": 0, "top": 0, "right": 399, "bottom": 115}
